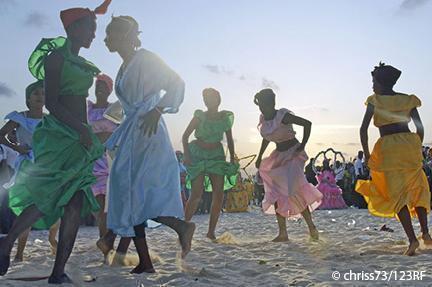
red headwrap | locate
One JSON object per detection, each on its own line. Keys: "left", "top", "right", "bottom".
{"left": 60, "top": 0, "right": 112, "bottom": 29}
{"left": 96, "top": 74, "right": 113, "bottom": 94}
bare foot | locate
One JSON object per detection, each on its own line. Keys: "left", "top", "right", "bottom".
{"left": 309, "top": 227, "right": 319, "bottom": 241}
{"left": 0, "top": 238, "right": 11, "bottom": 276}
{"left": 206, "top": 232, "right": 216, "bottom": 241}
{"left": 48, "top": 273, "right": 73, "bottom": 284}
{"left": 179, "top": 222, "right": 196, "bottom": 258}
{"left": 130, "top": 264, "right": 156, "bottom": 274}
{"left": 421, "top": 233, "right": 432, "bottom": 245}
{"left": 13, "top": 255, "right": 23, "bottom": 262}
{"left": 272, "top": 234, "right": 289, "bottom": 242}
{"left": 96, "top": 236, "right": 114, "bottom": 256}
{"left": 403, "top": 240, "right": 419, "bottom": 256}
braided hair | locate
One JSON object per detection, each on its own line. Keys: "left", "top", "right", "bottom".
{"left": 110, "top": 15, "right": 142, "bottom": 49}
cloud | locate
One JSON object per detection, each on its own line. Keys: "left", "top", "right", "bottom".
{"left": 0, "top": 0, "right": 16, "bottom": 13}
{"left": 262, "top": 77, "right": 279, "bottom": 91}
{"left": 202, "top": 64, "right": 234, "bottom": 76}
{"left": 0, "top": 82, "right": 16, "bottom": 98}
{"left": 400, "top": 0, "right": 430, "bottom": 10}
{"left": 24, "top": 11, "right": 49, "bottom": 28}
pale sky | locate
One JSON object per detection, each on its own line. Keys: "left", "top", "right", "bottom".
{"left": 1, "top": 0, "right": 431, "bottom": 171}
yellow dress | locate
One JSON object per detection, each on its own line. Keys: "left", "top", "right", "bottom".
{"left": 356, "top": 94, "right": 430, "bottom": 218}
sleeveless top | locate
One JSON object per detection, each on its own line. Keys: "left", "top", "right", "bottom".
{"left": 365, "top": 94, "right": 421, "bottom": 127}
{"left": 258, "top": 108, "right": 296, "bottom": 143}
{"left": 87, "top": 101, "right": 118, "bottom": 133}
{"left": 28, "top": 37, "right": 100, "bottom": 96}
{"left": 193, "top": 109, "right": 234, "bottom": 143}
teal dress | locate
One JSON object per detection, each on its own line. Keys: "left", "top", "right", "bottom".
{"left": 8, "top": 37, "right": 104, "bottom": 229}
{"left": 186, "top": 110, "right": 239, "bottom": 191}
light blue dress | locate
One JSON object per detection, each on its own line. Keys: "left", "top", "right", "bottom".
{"left": 106, "top": 49, "right": 185, "bottom": 237}
{"left": 3, "top": 111, "right": 42, "bottom": 188}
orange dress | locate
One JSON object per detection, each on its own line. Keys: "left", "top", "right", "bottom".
{"left": 356, "top": 94, "right": 430, "bottom": 218}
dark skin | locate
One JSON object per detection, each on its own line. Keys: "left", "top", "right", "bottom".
{"left": 0, "top": 16, "right": 98, "bottom": 283}
{"left": 104, "top": 20, "right": 162, "bottom": 137}
{"left": 255, "top": 101, "right": 311, "bottom": 169}
{"left": 102, "top": 18, "right": 195, "bottom": 274}
{"left": 254, "top": 96, "right": 318, "bottom": 241}
{"left": 182, "top": 93, "right": 236, "bottom": 240}
{"left": 359, "top": 75, "right": 431, "bottom": 256}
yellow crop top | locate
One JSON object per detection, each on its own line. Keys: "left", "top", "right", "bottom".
{"left": 365, "top": 94, "right": 421, "bottom": 127}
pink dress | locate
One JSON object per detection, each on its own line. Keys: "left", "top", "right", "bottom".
{"left": 87, "top": 101, "right": 118, "bottom": 196}
{"left": 316, "top": 170, "right": 347, "bottom": 209}
{"left": 258, "top": 108, "right": 322, "bottom": 218}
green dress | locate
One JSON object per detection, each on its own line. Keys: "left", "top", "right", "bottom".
{"left": 8, "top": 37, "right": 104, "bottom": 229}
{"left": 186, "top": 110, "right": 239, "bottom": 191}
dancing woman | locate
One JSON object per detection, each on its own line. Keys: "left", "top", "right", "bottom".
{"left": 356, "top": 63, "right": 432, "bottom": 256}
{"left": 254, "top": 89, "right": 322, "bottom": 242}
{"left": 103, "top": 15, "right": 195, "bottom": 273}
{"left": 182, "top": 88, "right": 239, "bottom": 240}
{"left": 0, "top": 1, "right": 111, "bottom": 283}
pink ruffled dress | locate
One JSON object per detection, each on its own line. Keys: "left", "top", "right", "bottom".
{"left": 87, "top": 101, "right": 118, "bottom": 196}
{"left": 258, "top": 108, "right": 322, "bottom": 218}
{"left": 316, "top": 170, "right": 347, "bottom": 209}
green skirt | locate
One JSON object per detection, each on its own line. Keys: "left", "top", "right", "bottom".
{"left": 8, "top": 115, "right": 103, "bottom": 229}
{"left": 186, "top": 140, "right": 239, "bottom": 192}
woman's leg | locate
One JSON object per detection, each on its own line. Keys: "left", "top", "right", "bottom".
{"left": 14, "top": 228, "right": 31, "bottom": 261}
{"left": 184, "top": 174, "right": 205, "bottom": 221}
{"left": 415, "top": 206, "right": 432, "bottom": 244}
{"left": 97, "top": 230, "right": 116, "bottom": 256}
{"left": 398, "top": 206, "right": 419, "bottom": 256}
{"left": 273, "top": 202, "right": 288, "bottom": 242}
{"left": 0, "top": 204, "right": 43, "bottom": 276}
{"left": 48, "top": 190, "right": 84, "bottom": 284}
{"left": 130, "top": 224, "right": 154, "bottom": 274}
{"left": 95, "top": 195, "right": 108, "bottom": 238}
{"left": 301, "top": 207, "right": 319, "bottom": 240}
{"left": 48, "top": 220, "right": 60, "bottom": 255}
{"left": 116, "top": 237, "right": 132, "bottom": 254}
{"left": 207, "top": 174, "right": 225, "bottom": 240}
{"left": 153, "top": 217, "right": 195, "bottom": 258}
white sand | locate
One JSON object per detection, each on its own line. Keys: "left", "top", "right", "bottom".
{"left": 1, "top": 208, "right": 432, "bottom": 286}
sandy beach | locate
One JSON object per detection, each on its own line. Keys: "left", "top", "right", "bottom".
{"left": 1, "top": 208, "right": 431, "bottom": 287}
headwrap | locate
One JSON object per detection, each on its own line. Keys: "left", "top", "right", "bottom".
{"left": 96, "top": 74, "right": 113, "bottom": 94}
{"left": 25, "top": 80, "right": 43, "bottom": 99}
{"left": 371, "top": 62, "right": 402, "bottom": 87}
{"left": 60, "top": 0, "right": 112, "bottom": 29}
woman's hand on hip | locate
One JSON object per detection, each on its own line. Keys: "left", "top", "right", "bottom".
{"left": 140, "top": 108, "right": 162, "bottom": 137}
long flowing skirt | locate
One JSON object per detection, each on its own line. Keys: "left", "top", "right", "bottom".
{"left": 107, "top": 117, "right": 183, "bottom": 237}
{"left": 259, "top": 145, "right": 322, "bottom": 218}
{"left": 356, "top": 132, "right": 430, "bottom": 218}
{"left": 8, "top": 115, "right": 103, "bottom": 229}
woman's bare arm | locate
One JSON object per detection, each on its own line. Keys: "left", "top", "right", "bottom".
{"left": 360, "top": 104, "right": 374, "bottom": 163}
